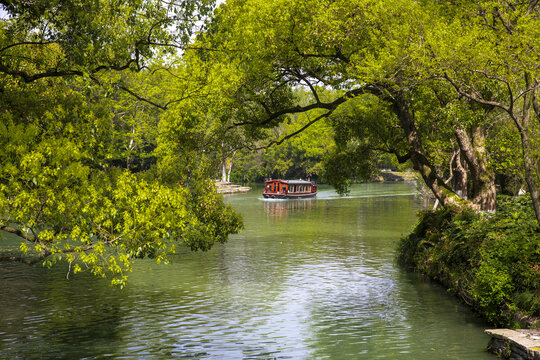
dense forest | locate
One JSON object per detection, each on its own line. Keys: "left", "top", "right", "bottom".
{"left": 0, "top": 0, "right": 538, "bottom": 319}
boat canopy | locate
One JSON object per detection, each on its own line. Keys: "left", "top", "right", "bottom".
{"left": 265, "top": 179, "right": 313, "bottom": 185}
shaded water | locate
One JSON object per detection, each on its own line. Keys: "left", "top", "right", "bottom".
{"left": 0, "top": 182, "right": 494, "bottom": 359}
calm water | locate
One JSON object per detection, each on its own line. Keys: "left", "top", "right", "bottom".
{"left": 0, "top": 182, "right": 494, "bottom": 359}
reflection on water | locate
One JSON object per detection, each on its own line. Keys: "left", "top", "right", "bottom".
{"left": 0, "top": 183, "right": 494, "bottom": 359}
{"left": 263, "top": 198, "right": 317, "bottom": 218}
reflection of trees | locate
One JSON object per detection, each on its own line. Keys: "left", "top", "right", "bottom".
{"left": 263, "top": 199, "right": 316, "bottom": 219}
{"left": 0, "top": 262, "right": 125, "bottom": 359}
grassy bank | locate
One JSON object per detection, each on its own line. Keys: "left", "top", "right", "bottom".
{"left": 398, "top": 195, "right": 540, "bottom": 328}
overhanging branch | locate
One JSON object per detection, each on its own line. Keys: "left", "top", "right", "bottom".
{"left": 232, "top": 86, "right": 370, "bottom": 128}
{"left": 443, "top": 73, "right": 512, "bottom": 113}
{"left": 251, "top": 109, "right": 335, "bottom": 150}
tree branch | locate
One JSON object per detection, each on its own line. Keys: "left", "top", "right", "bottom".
{"left": 469, "top": 68, "right": 515, "bottom": 105}
{"left": 0, "top": 63, "right": 85, "bottom": 82}
{"left": 526, "top": 0, "right": 540, "bottom": 15}
{"left": 1, "top": 223, "right": 131, "bottom": 266}
{"left": 443, "top": 73, "right": 512, "bottom": 113}
{"left": 0, "top": 41, "right": 55, "bottom": 53}
{"left": 392, "top": 150, "right": 412, "bottom": 164}
{"left": 117, "top": 84, "right": 167, "bottom": 110}
{"left": 532, "top": 80, "right": 540, "bottom": 123}
{"left": 493, "top": 7, "right": 514, "bottom": 34}
{"left": 231, "top": 86, "right": 369, "bottom": 128}
{"left": 251, "top": 109, "right": 335, "bottom": 150}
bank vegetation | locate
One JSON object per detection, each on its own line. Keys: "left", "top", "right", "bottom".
{"left": 399, "top": 196, "right": 540, "bottom": 328}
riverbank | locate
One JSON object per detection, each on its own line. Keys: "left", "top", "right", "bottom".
{"left": 397, "top": 195, "right": 540, "bottom": 330}
{"left": 215, "top": 181, "right": 252, "bottom": 194}
{"left": 372, "top": 170, "right": 418, "bottom": 182}
{"left": 486, "top": 329, "right": 540, "bottom": 359}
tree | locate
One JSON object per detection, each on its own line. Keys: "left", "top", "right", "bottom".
{"left": 0, "top": 72, "right": 243, "bottom": 285}
{"left": 427, "top": 0, "right": 540, "bottom": 221}
{"left": 0, "top": 0, "right": 244, "bottom": 285}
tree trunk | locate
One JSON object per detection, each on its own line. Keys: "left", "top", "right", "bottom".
{"left": 515, "top": 116, "right": 540, "bottom": 224}
{"left": 531, "top": 77, "right": 539, "bottom": 125}
{"left": 454, "top": 127, "right": 496, "bottom": 212}
{"left": 444, "top": 72, "right": 540, "bottom": 220}
{"left": 126, "top": 134, "right": 135, "bottom": 170}
{"left": 453, "top": 148, "right": 468, "bottom": 200}
{"left": 226, "top": 158, "right": 233, "bottom": 183}
{"left": 226, "top": 150, "right": 237, "bottom": 183}
{"left": 520, "top": 131, "right": 540, "bottom": 224}
{"left": 389, "top": 93, "right": 456, "bottom": 206}
{"left": 471, "top": 127, "right": 496, "bottom": 212}
{"left": 221, "top": 154, "right": 227, "bottom": 183}
{"left": 508, "top": 73, "right": 540, "bottom": 225}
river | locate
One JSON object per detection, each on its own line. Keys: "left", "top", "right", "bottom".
{"left": 0, "top": 182, "right": 494, "bottom": 359}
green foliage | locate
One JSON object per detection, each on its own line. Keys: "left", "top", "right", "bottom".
{"left": 221, "top": 87, "right": 337, "bottom": 183}
{"left": 375, "top": 153, "right": 412, "bottom": 171}
{"left": 322, "top": 145, "right": 375, "bottom": 194}
{"left": 0, "top": 0, "right": 215, "bottom": 80}
{"left": 398, "top": 196, "right": 540, "bottom": 326}
{"left": 321, "top": 95, "right": 405, "bottom": 193}
{"left": 0, "top": 66, "right": 243, "bottom": 286}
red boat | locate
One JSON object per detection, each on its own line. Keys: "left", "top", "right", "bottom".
{"left": 262, "top": 179, "right": 317, "bottom": 199}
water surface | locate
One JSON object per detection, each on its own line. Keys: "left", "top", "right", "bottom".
{"left": 0, "top": 182, "right": 494, "bottom": 359}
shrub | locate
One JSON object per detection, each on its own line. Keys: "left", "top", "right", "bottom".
{"left": 398, "top": 196, "right": 540, "bottom": 327}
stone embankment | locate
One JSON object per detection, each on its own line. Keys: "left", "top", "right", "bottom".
{"left": 215, "top": 182, "right": 251, "bottom": 194}
{"left": 372, "top": 171, "right": 417, "bottom": 182}
{"left": 486, "top": 329, "right": 540, "bottom": 359}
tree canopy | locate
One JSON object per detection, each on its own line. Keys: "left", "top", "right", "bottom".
{"left": 1, "top": 0, "right": 539, "bottom": 284}
{"left": 197, "top": 0, "right": 539, "bottom": 215}
{"left": 0, "top": 0, "right": 243, "bottom": 286}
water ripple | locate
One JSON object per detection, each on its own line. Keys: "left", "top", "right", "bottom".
{"left": 0, "top": 183, "right": 493, "bottom": 359}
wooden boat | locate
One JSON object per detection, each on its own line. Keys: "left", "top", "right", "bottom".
{"left": 262, "top": 179, "right": 317, "bottom": 199}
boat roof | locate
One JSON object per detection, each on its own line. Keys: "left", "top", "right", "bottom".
{"left": 265, "top": 179, "right": 314, "bottom": 185}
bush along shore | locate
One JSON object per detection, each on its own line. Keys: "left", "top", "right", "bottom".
{"left": 398, "top": 195, "right": 540, "bottom": 329}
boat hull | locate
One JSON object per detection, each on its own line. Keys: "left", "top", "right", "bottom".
{"left": 262, "top": 192, "right": 317, "bottom": 199}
